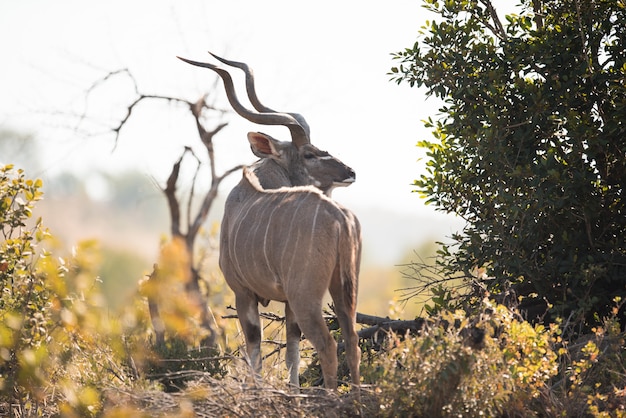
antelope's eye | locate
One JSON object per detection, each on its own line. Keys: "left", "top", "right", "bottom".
{"left": 303, "top": 152, "right": 316, "bottom": 160}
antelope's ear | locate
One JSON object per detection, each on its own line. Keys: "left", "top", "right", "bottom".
{"left": 247, "top": 132, "right": 282, "bottom": 159}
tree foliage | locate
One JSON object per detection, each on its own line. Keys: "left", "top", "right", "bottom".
{"left": 392, "top": 0, "right": 626, "bottom": 325}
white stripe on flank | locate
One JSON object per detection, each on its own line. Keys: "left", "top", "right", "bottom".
{"left": 281, "top": 195, "right": 310, "bottom": 276}
{"left": 231, "top": 195, "right": 258, "bottom": 280}
{"left": 300, "top": 201, "right": 322, "bottom": 273}
{"left": 263, "top": 201, "right": 282, "bottom": 275}
{"left": 310, "top": 201, "right": 321, "bottom": 243}
{"left": 286, "top": 228, "right": 300, "bottom": 281}
{"left": 250, "top": 197, "right": 273, "bottom": 275}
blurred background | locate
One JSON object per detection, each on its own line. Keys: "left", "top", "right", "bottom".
{"left": 0, "top": 0, "right": 464, "bottom": 317}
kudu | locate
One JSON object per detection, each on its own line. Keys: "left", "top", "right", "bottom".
{"left": 178, "top": 53, "right": 362, "bottom": 390}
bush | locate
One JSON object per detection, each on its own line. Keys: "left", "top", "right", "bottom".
{"left": 369, "top": 300, "right": 559, "bottom": 417}
{"left": 146, "top": 338, "right": 226, "bottom": 392}
{"left": 0, "top": 165, "right": 149, "bottom": 416}
{"left": 555, "top": 298, "right": 626, "bottom": 416}
{"left": 4, "top": 164, "right": 626, "bottom": 416}
{"left": 0, "top": 165, "right": 230, "bottom": 416}
{"left": 0, "top": 165, "right": 50, "bottom": 406}
{"left": 392, "top": 0, "right": 626, "bottom": 328}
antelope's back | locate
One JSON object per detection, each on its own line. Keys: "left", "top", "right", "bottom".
{"left": 219, "top": 177, "right": 360, "bottom": 301}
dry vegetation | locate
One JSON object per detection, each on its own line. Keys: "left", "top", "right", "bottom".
{"left": 3, "top": 167, "right": 626, "bottom": 418}
{"left": 103, "top": 376, "right": 372, "bottom": 418}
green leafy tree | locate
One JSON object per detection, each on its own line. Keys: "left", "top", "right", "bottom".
{"left": 392, "top": 0, "right": 626, "bottom": 326}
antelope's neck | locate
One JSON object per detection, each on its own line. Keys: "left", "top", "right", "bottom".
{"left": 252, "top": 159, "right": 293, "bottom": 190}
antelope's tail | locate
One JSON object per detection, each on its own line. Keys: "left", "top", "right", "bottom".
{"left": 339, "top": 212, "right": 362, "bottom": 314}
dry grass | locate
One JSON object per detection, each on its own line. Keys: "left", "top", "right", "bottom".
{"left": 104, "top": 374, "right": 375, "bottom": 417}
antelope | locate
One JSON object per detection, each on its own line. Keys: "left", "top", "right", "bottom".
{"left": 178, "top": 53, "right": 362, "bottom": 391}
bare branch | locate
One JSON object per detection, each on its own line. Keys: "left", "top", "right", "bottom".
{"left": 81, "top": 68, "right": 229, "bottom": 147}
{"left": 479, "top": 0, "right": 507, "bottom": 40}
{"left": 223, "top": 307, "right": 286, "bottom": 322}
{"left": 205, "top": 123, "right": 229, "bottom": 180}
{"left": 187, "top": 164, "right": 243, "bottom": 245}
{"left": 184, "top": 100, "right": 238, "bottom": 244}
{"left": 184, "top": 147, "right": 202, "bottom": 247}
{"left": 532, "top": 0, "right": 544, "bottom": 30}
{"left": 146, "top": 265, "right": 165, "bottom": 346}
{"left": 112, "top": 94, "right": 195, "bottom": 146}
{"left": 163, "top": 148, "right": 190, "bottom": 238}
{"left": 78, "top": 69, "right": 138, "bottom": 127}
{"left": 217, "top": 164, "right": 245, "bottom": 184}
{"left": 82, "top": 66, "right": 247, "bottom": 348}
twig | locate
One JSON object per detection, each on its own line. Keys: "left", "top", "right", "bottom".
{"left": 479, "top": 0, "right": 507, "bottom": 40}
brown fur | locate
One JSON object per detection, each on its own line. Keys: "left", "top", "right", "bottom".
{"left": 178, "top": 53, "right": 362, "bottom": 391}
{"left": 220, "top": 167, "right": 361, "bottom": 390}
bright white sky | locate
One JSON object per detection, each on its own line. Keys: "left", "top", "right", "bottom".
{"left": 0, "top": 0, "right": 476, "bottom": 263}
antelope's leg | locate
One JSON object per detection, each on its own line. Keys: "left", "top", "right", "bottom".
{"left": 291, "top": 302, "right": 338, "bottom": 389}
{"left": 285, "top": 302, "right": 302, "bottom": 387}
{"left": 329, "top": 279, "right": 362, "bottom": 390}
{"left": 235, "top": 292, "right": 262, "bottom": 377}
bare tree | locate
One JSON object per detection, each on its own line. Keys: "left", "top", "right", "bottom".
{"left": 85, "top": 69, "right": 243, "bottom": 347}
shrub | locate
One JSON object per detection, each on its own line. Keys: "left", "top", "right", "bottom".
{"left": 0, "top": 165, "right": 50, "bottom": 408}
{"left": 0, "top": 165, "right": 149, "bottom": 416}
{"left": 0, "top": 165, "right": 232, "bottom": 416}
{"left": 146, "top": 338, "right": 226, "bottom": 392}
{"left": 555, "top": 298, "right": 626, "bottom": 416}
{"left": 370, "top": 300, "right": 559, "bottom": 417}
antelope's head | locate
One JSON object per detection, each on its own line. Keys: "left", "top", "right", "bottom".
{"left": 177, "top": 53, "right": 356, "bottom": 195}
{"left": 246, "top": 131, "right": 355, "bottom": 194}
